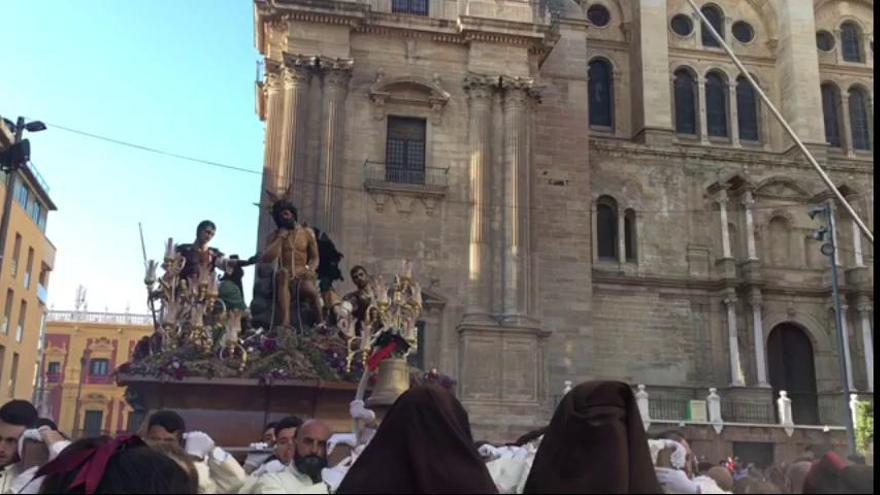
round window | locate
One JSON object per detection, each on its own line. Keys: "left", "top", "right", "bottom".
{"left": 587, "top": 5, "right": 611, "bottom": 27}
{"left": 732, "top": 21, "right": 755, "bottom": 43}
{"left": 816, "top": 30, "right": 835, "bottom": 52}
{"left": 670, "top": 14, "right": 694, "bottom": 37}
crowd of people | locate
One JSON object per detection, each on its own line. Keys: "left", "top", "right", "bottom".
{"left": 0, "top": 381, "right": 871, "bottom": 494}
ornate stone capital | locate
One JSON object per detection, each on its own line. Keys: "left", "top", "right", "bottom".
{"left": 316, "top": 57, "right": 353, "bottom": 88}
{"left": 264, "top": 71, "right": 283, "bottom": 95}
{"left": 500, "top": 75, "right": 534, "bottom": 104}
{"left": 463, "top": 73, "right": 497, "bottom": 101}
{"left": 282, "top": 63, "right": 310, "bottom": 87}
{"left": 723, "top": 297, "right": 738, "bottom": 307}
{"left": 856, "top": 301, "right": 873, "bottom": 315}
{"left": 716, "top": 188, "right": 729, "bottom": 206}
{"left": 741, "top": 189, "right": 756, "bottom": 207}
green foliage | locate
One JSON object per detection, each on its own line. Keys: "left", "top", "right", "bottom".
{"left": 855, "top": 399, "right": 874, "bottom": 457}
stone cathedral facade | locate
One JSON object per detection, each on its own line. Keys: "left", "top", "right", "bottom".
{"left": 252, "top": 0, "right": 873, "bottom": 461}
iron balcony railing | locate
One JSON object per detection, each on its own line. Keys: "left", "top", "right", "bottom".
{"left": 720, "top": 398, "right": 775, "bottom": 424}
{"left": 48, "top": 310, "right": 153, "bottom": 326}
{"left": 363, "top": 161, "right": 449, "bottom": 188}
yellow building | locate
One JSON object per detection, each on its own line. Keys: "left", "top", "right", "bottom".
{"left": 0, "top": 120, "right": 57, "bottom": 403}
{"left": 43, "top": 311, "right": 152, "bottom": 436}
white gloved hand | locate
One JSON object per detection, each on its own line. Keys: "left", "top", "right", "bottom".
{"left": 256, "top": 459, "right": 287, "bottom": 476}
{"left": 655, "top": 467, "right": 700, "bottom": 494}
{"left": 478, "top": 444, "right": 502, "bottom": 461}
{"left": 322, "top": 464, "right": 349, "bottom": 493}
{"left": 244, "top": 441, "right": 271, "bottom": 468}
{"left": 349, "top": 400, "right": 376, "bottom": 422}
{"left": 17, "top": 428, "right": 44, "bottom": 459}
{"left": 327, "top": 433, "right": 357, "bottom": 456}
{"left": 183, "top": 431, "right": 215, "bottom": 459}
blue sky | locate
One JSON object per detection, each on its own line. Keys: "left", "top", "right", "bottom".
{"left": 2, "top": 1, "right": 264, "bottom": 313}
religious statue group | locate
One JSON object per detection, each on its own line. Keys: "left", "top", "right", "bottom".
{"left": 140, "top": 191, "right": 423, "bottom": 373}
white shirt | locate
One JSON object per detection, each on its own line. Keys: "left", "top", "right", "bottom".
{"left": 252, "top": 465, "right": 329, "bottom": 494}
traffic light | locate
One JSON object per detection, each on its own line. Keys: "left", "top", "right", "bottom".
{"left": 0, "top": 139, "right": 31, "bottom": 172}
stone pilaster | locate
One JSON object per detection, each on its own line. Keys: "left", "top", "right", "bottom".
{"left": 500, "top": 76, "right": 534, "bottom": 325}
{"left": 282, "top": 56, "right": 313, "bottom": 211}
{"left": 629, "top": 0, "right": 673, "bottom": 144}
{"left": 462, "top": 74, "right": 496, "bottom": 324}
{"left": 724, "top": 295, "right": 745, "bottom": 387}
{"left": 257, "top": 69, "right": 287, "bottom": 251}
{"left": 857, "top": 300, "right": 873, "bottom": 392}
{"left": 748, "top": 289, "right": 768, "bottom": 387}
{"left": 729, "top": 80, "right": 740, "bottom": 146}
{"left": 839, "top": 304, "right": 856, "bottom": 390}
{"left": 742, "top": 190, "right": 758, "bottom": 261}
{"left": 315, "top": 58, "right": 352, "bottom": 236}
{"left": 697, "top": 75, "right": 709, "bottom": 144}
{"left": 717, "top": 190, "right": 732, "bottom": 260}
{"left": 774, "top": 0, "right": 825, "bottom": 147}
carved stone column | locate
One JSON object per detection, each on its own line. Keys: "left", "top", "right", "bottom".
{"left": 857, "top": 301, "right": 873, "bottom": 391}
{"left": 840, "top": 90, "right": 855, "bottom": 157}
{"left": 717, "top": 190, "right": 732, "bottom": 260}
{"left": 851, "top": 210, "right": 865, "bottom": 267}
{"left": 500, "top": 76, "right": 532, "bottom": 324}
{"left": 729, "top": 81, "right": 740, "bottom": 146}
{"left": 749, "top": 289, "right": 768, "bottom": 386}
{"left": 258, "top": 69, "right": 287, "bottom": 250}
{"left": 282, "top": 56, "right": 313, "bottom": 208}
{"left": 839, "top": 303, "right": 856, "bottom": 390}
{"left": 462, "top": 74, "right": 495, "bottom": 324}
{"left": 724, "top": 296, "right": 745, "bottom": 387}
{"left": 697, "top": 75, "right": 709, "bottom": 144}
{"left": 742, "top": 190, "right": 758, "bottom": 261}
{"left": 315, "top": 59, "right": 352, "bottom": 235}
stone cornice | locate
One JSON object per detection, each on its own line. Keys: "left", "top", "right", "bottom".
{"left": 592, "top": 271, "right": 872, "bottom": 298}
{"left": 669, "top": 47, "right": 776, "bottom": 69}
{"left": 589, "top": 138, "right": 873, "bottom": 175}
{"left": 819, "top": 63, "right": 875, "bottom": 78}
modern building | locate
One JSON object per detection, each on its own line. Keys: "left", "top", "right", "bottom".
{"left": 0, "top": 118, "right": 57, "bottom": 403}
{"left": 252, "top": 0, "right": 873, "bottom": 464}
{"left": 42, "top": 310, "right": 152, "bottom": 437}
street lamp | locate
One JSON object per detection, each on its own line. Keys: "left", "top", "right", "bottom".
{"left": 809, "top": 201, "right": 857, "bottom": 456}
{"left": 0, "top": 116, "right": 47, "bottom": 279}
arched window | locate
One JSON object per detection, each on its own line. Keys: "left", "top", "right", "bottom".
{"left": 736, "top": 76, "right": 759, "bottom": 142}
{"left": 849, "top": 87, "right": 871, "bottom": 151}
{"left": 840, "top": 22, "right": 863, "bottom": 62}
{"left": 701, "top": 5, "right": 724, "bottom": 47}
{"left": 705, "top": 71, "right": 728, "bottom": 138}
{"left": 624, "top": 209, "right": 637, "bottom": 262}
{"left": 596, "top": 196, "right": 618, "bottom": 260}
{"left": 588, "top": 59, "right": 614, "bottom": 129}
{"left": 674, "top": 69, "right": 698, "bottom": 135}
{"left": 821, "top": 84, "right": 842, "bottom": 148}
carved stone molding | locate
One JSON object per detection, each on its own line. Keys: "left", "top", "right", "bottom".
{"left": 369, "top": 71, "right": 451, "bottom": 124}
{"left": 364, "top": 180, "right": 448, "bottom": 216}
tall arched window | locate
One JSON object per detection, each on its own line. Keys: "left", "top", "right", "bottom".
{"left": 588, "top": 59, "right": 614, "bottom": 129}
{"left": 849, "top": 87, "right": 871, "bottom": 151}
{"left": 701, "top": 5, "right": 724, "bottom": 47}
{"left": 674, "top": 69, "right": 698, "bottom": 135}
{"left": 736, "top": 76, "right": 760, "bottom": 142}
{"left": 821, "top": 84, "right": 842, "bottom": 148}
{"left": 624, "top": 209, "right": 637, "bottom": 262}
{"left": 840, "top": 22, "right": 863, "bottom": 62}
{"left": 705, "top": 71, "right": 728, "bottom": 138}
{"left": 596, "top": 196, "right": 618, "bottom": 260}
